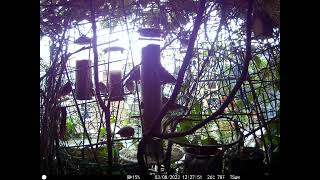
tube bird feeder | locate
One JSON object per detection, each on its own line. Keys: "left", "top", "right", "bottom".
{"left": 108, "top": 70, "right": 124, "bottom": 101}
{"left": 141, "top": 44, "right": 163, "bottom": 162}
{"left": 75, "top": 60, "right": 93, "bottom": 100}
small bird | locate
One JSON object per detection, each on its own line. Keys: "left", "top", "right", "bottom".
{"left": 125, "top": 65, "right": 175, "bottom": 86}
{"left": 103, "top": 46, "right": 126, "bottom": 54}
{"left": 125, "top": 80, "right": 135, "bottom": 93}
{"left": 59, "top": 107, "right": 67, "bottom": 139}
{"left": 116, "top": 126, "right": 135, "bottom": 138}
{"left": 162, "top": 97, "right": 188, "bottom": 111}
{"left": 74, "top": 35, "right": 92, "bottom": 45}
{"left": 98, "top": 82, "right": 108, "bottom": 95}
{"left": 59, "top": 81, "right": 72, "bottom": 98}
{"left": 124, "top": 66, "right": 141, "bottom": 93}
{"left": 220, "top": 96, "right": 237, "bottom": 110}
{"left": 158, "top": 66, "right": 176, "bottom": 84}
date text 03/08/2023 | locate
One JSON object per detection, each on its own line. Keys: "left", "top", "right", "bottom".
{"left": 149, "top": 174, "right": 241, "bottom": 180}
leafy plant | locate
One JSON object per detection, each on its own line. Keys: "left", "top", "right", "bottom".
{"left": 175, "top": 100, "right": 224, "bottom": 146}
{"left": 264, "top": 118, "right": 280, "bottom": 146}
{"left": 201, "top": 137, "right": 218, "bottom": 145}
{"left": 97, "top": 146, "right": 120, "bottom": 162}
{"left": 99, "top": 128, "right": 107, "bottom": 138}
{"left": 64, "top": 116, "right": 81, "bottom": 140}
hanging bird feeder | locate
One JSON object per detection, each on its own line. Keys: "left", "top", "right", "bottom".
{"left": 139, "top": 28, "right": 165, "bottom": 163}
{"left": 75, "top": 60, "right": 93, "bottom": 100}
{"left": 252, "top": 10, "right": 275, "bottom": 39}
{"left": 108, "top": 70, "right": 124, "bottom": 101}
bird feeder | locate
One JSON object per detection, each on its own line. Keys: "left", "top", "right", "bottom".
{"left": 108, "top": 70, "right": 124, "bottom": 101}
{"left": 75, "top": 60, "right": 93, "bottom": 100}
{"left": 252, "top": 11, "right": 274, "bottom": 39}
{"left": 139, "top": 27, "right": 164, "bottom": 162}
{"left": 141, "top": 44, "right": 163, "bottom": 162}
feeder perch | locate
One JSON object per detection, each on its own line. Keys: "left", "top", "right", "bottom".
{"left": 75, "top": 60, "right": 93, "bottom": 100}
{"left": 103, "top": 46, "right": 126, "bottom": 54}
{"left": 138, "top": 28, "right": 162, "bottom": 38}
{"left": 108, "top": 70, "right": 124, "bottom": 101}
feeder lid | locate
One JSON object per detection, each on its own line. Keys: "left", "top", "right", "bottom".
{"left": 138, "top": 28, "right": 162, "bottom": 37}
{"left": 103, "top": 46, "right": 126, "bottom": 53}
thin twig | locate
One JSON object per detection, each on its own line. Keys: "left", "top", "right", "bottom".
{"left": 157, "top": 0, "right": 254, "bottom": 139}
{"left": 90, "top": 0, "right": 113, "bottom": 167}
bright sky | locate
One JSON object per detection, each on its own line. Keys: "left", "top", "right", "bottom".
{"left": 40, "top": 20, "right": 175, "bottom": 82}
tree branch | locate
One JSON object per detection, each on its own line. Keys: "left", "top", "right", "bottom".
{"left": 90, "top": 0, "right": 113, "bottom": 167}
{"left": 156, "top": 0, "right": 254, "bottom": 139}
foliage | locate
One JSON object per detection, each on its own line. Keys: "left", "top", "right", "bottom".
{"left": 65, "top": 116, "right": 81, "bottom": 140}
{"left": 40, "top": 0, "right": 280, "bottom": 174}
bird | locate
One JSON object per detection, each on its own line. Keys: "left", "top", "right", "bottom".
{"left": 125, "top": 65, "right": 175, "bottom": 87}
{"left": 59, "top": 81, "right": 72, "bottom": 98}
{"left": 125, "top": 66, "right": 141, "bottom": 93}
{"left": 74, "top": 35, "right": 92, "bottom": 45}
{"left": 98, "top": 82, "right": 108, "bottom": 95}
{"left": 158, "top": 65, "right": 176, "bottom": 84}
{"left": 116, "top": 126, "right": 135, "bottom": 138}
{"left": 220, "top": 96, "right": 237, "bottom": 110}
{"left": 125, "top": 80, "right": 135, "bottom": 93}
{"left": 162, "top": 97, "right": 188, "bottom": 111}
{"left": 103, "top": 46, "right": 126, "bottom": 54}
{"left": 59, "top": 107, "right": 67, "bottom": 139}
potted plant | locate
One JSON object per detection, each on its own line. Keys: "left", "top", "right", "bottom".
{"left": 224, "top": 146, "right": 265, "bottom": 176}
{"left": 170, "top": 101, "right": 231, "bottom": 174}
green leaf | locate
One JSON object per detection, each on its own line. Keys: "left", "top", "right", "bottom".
{"left": 237, "top": 101, "right": 245, "bottom": 109}
{"left": 112, "top": 148, "right": 119, "bottom": 162}
{"left": 206, "top": 107, "right": 213, "bottom": 115}
{"left": 112, "top": 170, "right": 123, "bottom": 175}
{"left": 120, "top": 120, "right": 129, "bottom": 126}
{"left": 201, "top": 137, "right": 218, "bottom": 145}
{"left": 98, "top": 146, "right": 107, "bottom": 158}
{"left": 254, "top": 56, "right": 263, "bottom": 69}
{"left": 191, "top": 135, "right": 201, "bottom": 145}
{"left": 190, "top": 101, "right": 202, "bottom": 120}
{"left": 110, "top": 117, "right": 116, "bottom": 124}
{"left": 172, "top": 136, "right": 190, "bottom": 144}
{"left": 177, "top": 120, "right": 193, "bottom": 132}
{"left": 247, "top": 93, "right": 254, "bottom": 103}
{"left": 265, "top": 70, "right": 271, "bottom": 80}
{"left": 194, "top": 102, "right": 202, "bottom": 114}
{"left": 100, "top": 128, "right": 107, "bottom": 138}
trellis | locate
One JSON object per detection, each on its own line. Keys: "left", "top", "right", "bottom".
{"left": 40, "top": 0, "right": 280, "bottom": 176}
